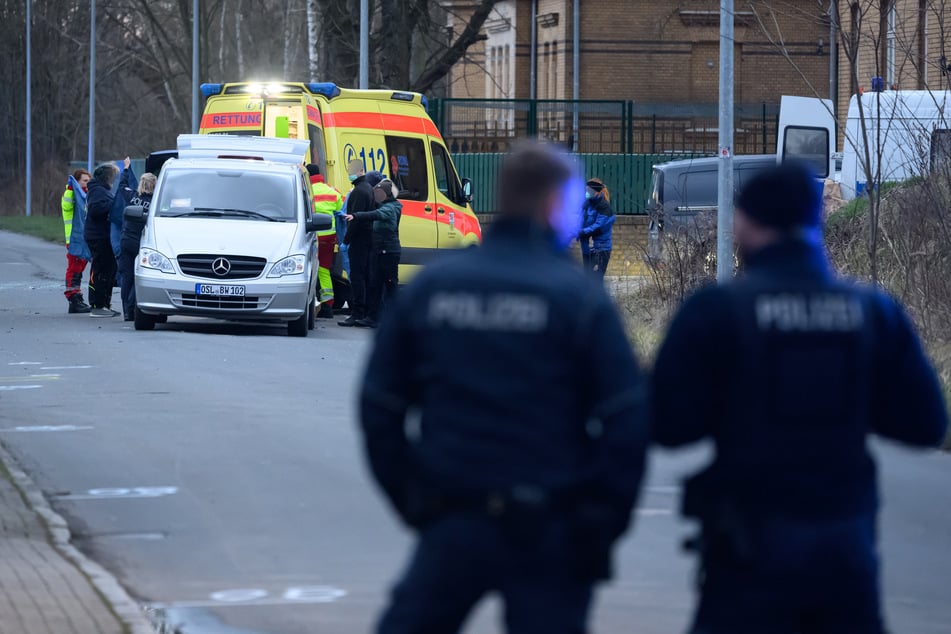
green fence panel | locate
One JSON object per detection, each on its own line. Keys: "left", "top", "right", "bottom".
{"left": 452, "top": 153, "right": 708, "bottom": 215}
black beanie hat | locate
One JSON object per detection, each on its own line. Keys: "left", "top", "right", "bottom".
{"left": 306, "top": 163, "right": 321, "bottom": 177}
{"left": 736, "top": 161, "right": 822, "bottom": 230}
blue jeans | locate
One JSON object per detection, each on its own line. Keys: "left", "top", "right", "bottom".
{"left": 378, "top": 514, "right": 593, "bottom": 634}
{"left": 691, "top": 516, "right": 884, "bottom": 634}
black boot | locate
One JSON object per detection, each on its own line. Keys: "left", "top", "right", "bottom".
{"left": 68, "top": 296, "right": 91, "bottom": 314}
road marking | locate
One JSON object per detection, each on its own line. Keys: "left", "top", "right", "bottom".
{"left": 8, "top": 362, "right": 42, "bottom": 366}
{"left": 40, "top": 365, "right": 94, "bottom": 370}
{"left": 54, "top": 486, "right": 178, "bottom": 501}
{"left": 0, "top": 375, "right": 59, "bottom": 382}
{"left": 0, "top": 385, "right": 43, "bottom": 391}
{"left": 647, "top": 486, "right": 680, "bottom": 494}
{"left": 637, "top": 508, "right": 674, "bottom": 517}
{"left": 0, "top": 425, "right": 94, "bottom": 433}
{"left": 28, "top": 374, "right": 60, "bottom": 378}
{"left": 147, "top": 586, "right": 348, "bottom": 610}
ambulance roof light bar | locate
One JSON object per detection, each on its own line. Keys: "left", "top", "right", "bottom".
{"left": 200, "top": 83, "right": 223, "bottom": 98}
{"left": 176, "top": 134, "right": 310, "bottom": 165}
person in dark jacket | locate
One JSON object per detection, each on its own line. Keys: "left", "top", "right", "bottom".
{"left": 340, "top": 161, "right": 381, "bottom": 326}
{"left": 651, "top": 161, "right": 949, "bottom": 634}
{"left": 359, "top": 141, "right": 648, "bottom": 634}
{"left": 117, "top": 172, "right": 155, "bottom": 321}
{"left": 345, "top": 178, "right": 402, "bottom": 328}
{"left": 578, "top": 178, "right": 615, "bottom": 278}
{"left": 83, "top": 162, "right": 121, "bottom": 317}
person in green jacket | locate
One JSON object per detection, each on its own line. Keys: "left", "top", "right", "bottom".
{"left": 345, "top": 178, "right": 402, "bottom": 328}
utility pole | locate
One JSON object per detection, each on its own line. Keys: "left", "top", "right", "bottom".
{"left": 25, "top": 0, "right": 32, "bottom": 216}
{"left": 359, "top": 0, "right": 368, "bottom": 89}
{"left": 192, "top": 0, "right": 199, "bottom": 132}
{"left": 716, "top": 0, "right": 734, "bottom": 283}
{"left": 572, "top": 0, "right": 579, "bottom": 152}
{"left": 88, "top": 0, "right": 96, "bottom": 172}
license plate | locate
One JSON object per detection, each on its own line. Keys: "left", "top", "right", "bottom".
{"left": 196, "top": 284, "right": 246, "bottom": 297}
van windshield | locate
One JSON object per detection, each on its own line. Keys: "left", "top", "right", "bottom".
{"left": 155, "top": 170, "right": 298, "bottom": 222}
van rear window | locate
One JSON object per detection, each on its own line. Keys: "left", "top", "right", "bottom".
{"left": 783, "top": 126, "right": 829, "bottom": 178}
{"left": 384, "top": 136, "right": 428, "bottom": 201}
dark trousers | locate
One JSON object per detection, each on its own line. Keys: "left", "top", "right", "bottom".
{"left": 367, "top": 250, "right": 399, "bottom": 322}
{"left": 87, "top": 237, "right": 117, "bottom": 309}
{"left": 118, "top": 238, "right": 138, "bottom": 319}
{"left": 64, "top": 251, "right": 88, "bottom": 300}
{"left": 377, "top": 514, "right": 592, "bottom": 634}
{"left": 586, "top": 250, "right": 611, "bottom": 279}
{"left": 690, "top": 516, "right": 883, "bottom": 634}
{"left": 348, "top": 241, "right": 372, "bottom": 319}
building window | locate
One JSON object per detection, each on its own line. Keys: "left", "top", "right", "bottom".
{"left": 886, "top": 1, "right": 897, "bottom": 87}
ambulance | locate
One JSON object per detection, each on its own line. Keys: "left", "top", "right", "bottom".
{"left": 198, "top": 81, "right": 481, "bottom": 294}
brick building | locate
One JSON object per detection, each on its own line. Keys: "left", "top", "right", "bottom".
{"left": 834, "top": 1, "right": 951, "bottom": 122}
{"left": 440, "top": 1, "right": 832, "bottom": 153}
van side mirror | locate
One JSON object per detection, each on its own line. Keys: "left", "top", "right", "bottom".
{"left": 461, "top": 178, "right": 473, "bottom": 203}
{"left": 124, "top": 205, "right": 145, "bottom": 221}
{"left": 306, "top": 214, "right": 332, "bottom": 233}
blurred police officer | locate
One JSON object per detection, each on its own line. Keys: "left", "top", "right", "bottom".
{"left": 359, "top": 141, "right": 649, "bottom": 634}
{"left": 651, "top": 161, "right": 949, "bottom": 634}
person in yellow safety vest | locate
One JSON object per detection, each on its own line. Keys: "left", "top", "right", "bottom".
{"left": 307, "top": 164, "right": 343, "bottom": 318}
{"left": 63, "top": 169, "right": 92, "bottom": 313}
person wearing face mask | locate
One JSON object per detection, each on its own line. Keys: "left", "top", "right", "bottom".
{"left": 358, "top": 141, "right": 648, "bottom": 634}
{"left": 344, "top": 178, "right": 402, "bottom": 328}
{"left": 63, "top": 169, "right": 92, "bottom": 313}
{"left": 340, "top": 159, "right": 379, "bottom": 327}
{"left": 578, "top": 178, "right": 615, "bottom": 279}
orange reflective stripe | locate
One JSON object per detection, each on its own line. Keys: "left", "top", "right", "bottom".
{"left": 322, "top": 112, "right": 441, "bottom": 138}
{"left": 312, "top": 194, "right": 339, "bottom": 202}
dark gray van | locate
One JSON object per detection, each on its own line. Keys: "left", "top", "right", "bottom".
{"left": 646, "top": 154, "right": 777, "bottom": 258}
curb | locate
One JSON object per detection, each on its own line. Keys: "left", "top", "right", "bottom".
{"left": 0, "top": 442, "right": 156, "bottom": 634}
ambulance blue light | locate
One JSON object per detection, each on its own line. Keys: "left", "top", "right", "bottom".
{"left": 307, "top": 82, "right": 341, "bottom": 98}
{"left": 200, "top": 83, "right": 222, "bottom": 98}
{"left": 421, "top": 95, "right": 429, "bottom": 110}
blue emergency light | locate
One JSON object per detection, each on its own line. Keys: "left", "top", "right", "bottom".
{"left": 307, "top": 82, "right": 341, "bottom": 98}
{"left": 200, "top": 83, "right": 223, "bottom": 98}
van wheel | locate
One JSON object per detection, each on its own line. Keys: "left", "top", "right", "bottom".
{"left": 288, "top": 308, "right": 309, "bottom": 338}
{"left": 134, "top": 310, "right": 156, "bottom": 331}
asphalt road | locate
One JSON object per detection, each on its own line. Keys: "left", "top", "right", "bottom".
{"left": 0, "top": 229, "right": 949, "bottom": 634}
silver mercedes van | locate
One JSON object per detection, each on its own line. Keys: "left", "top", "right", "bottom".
{"left": 130, "top": 135, "right": 330, "bottom": 337}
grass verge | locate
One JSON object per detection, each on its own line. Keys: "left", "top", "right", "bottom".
{"left": 0, "top": 215, "right": 63, "bottom": 244}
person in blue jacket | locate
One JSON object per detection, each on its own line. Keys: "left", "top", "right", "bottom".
{"left": 359, "top": 142, "right": 648, "bottom": 634}
{"left": 83, "top": 163, "right": 121, "bottom": 317}
{"left": 578, "top": 177, "right": 615, "bottom": 278}
{"left": 651, "top": 161, "right": 949, "bottom": 634}
{"left": 117, "top": 171, "right": 154, "bottom": 321}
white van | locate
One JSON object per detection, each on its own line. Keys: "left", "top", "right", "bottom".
{"left": 839, "top": 90, "right": 951, "bottom": 200}
{"left": 132, "top": 135, "right": 331, "bottom": 337}
{"left": 778, "top": 91, "right": 951, "bottom": 200}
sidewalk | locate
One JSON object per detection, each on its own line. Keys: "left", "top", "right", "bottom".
{"left": 0, "top": 443, "right": 152, "bottom": 634}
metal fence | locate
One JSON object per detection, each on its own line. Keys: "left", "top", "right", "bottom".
{"left": 431, "top": 99, "right": 781, "bottom": 156}
{"left": 452, "top": 153, "right": 708, "bottom": 215}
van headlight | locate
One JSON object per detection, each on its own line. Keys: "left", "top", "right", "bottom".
{"left": 138, "top": 248, "right": 175, "bottom": 274}
{"left": 267, "top": 255, "right": 306, "bottom": 278}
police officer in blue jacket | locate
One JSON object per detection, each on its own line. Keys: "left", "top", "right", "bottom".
{"left": 359, "top": 141, "right": 649, "bottom": 634}
{"left": 651, "top": 162, "right": 949, "bottom": 634}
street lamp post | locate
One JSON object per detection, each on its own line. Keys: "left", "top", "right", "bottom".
{"left": 716, "top": 0, "right": 735, "bottom": 283}
{"left": 192, "top": 0, "right": 199, "bottom": 133}
{"left": 88, "top": 0, "right": 96, "bottom": 172}
{"left": 25, "top": 0, "right": 32, "bottom": 217}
